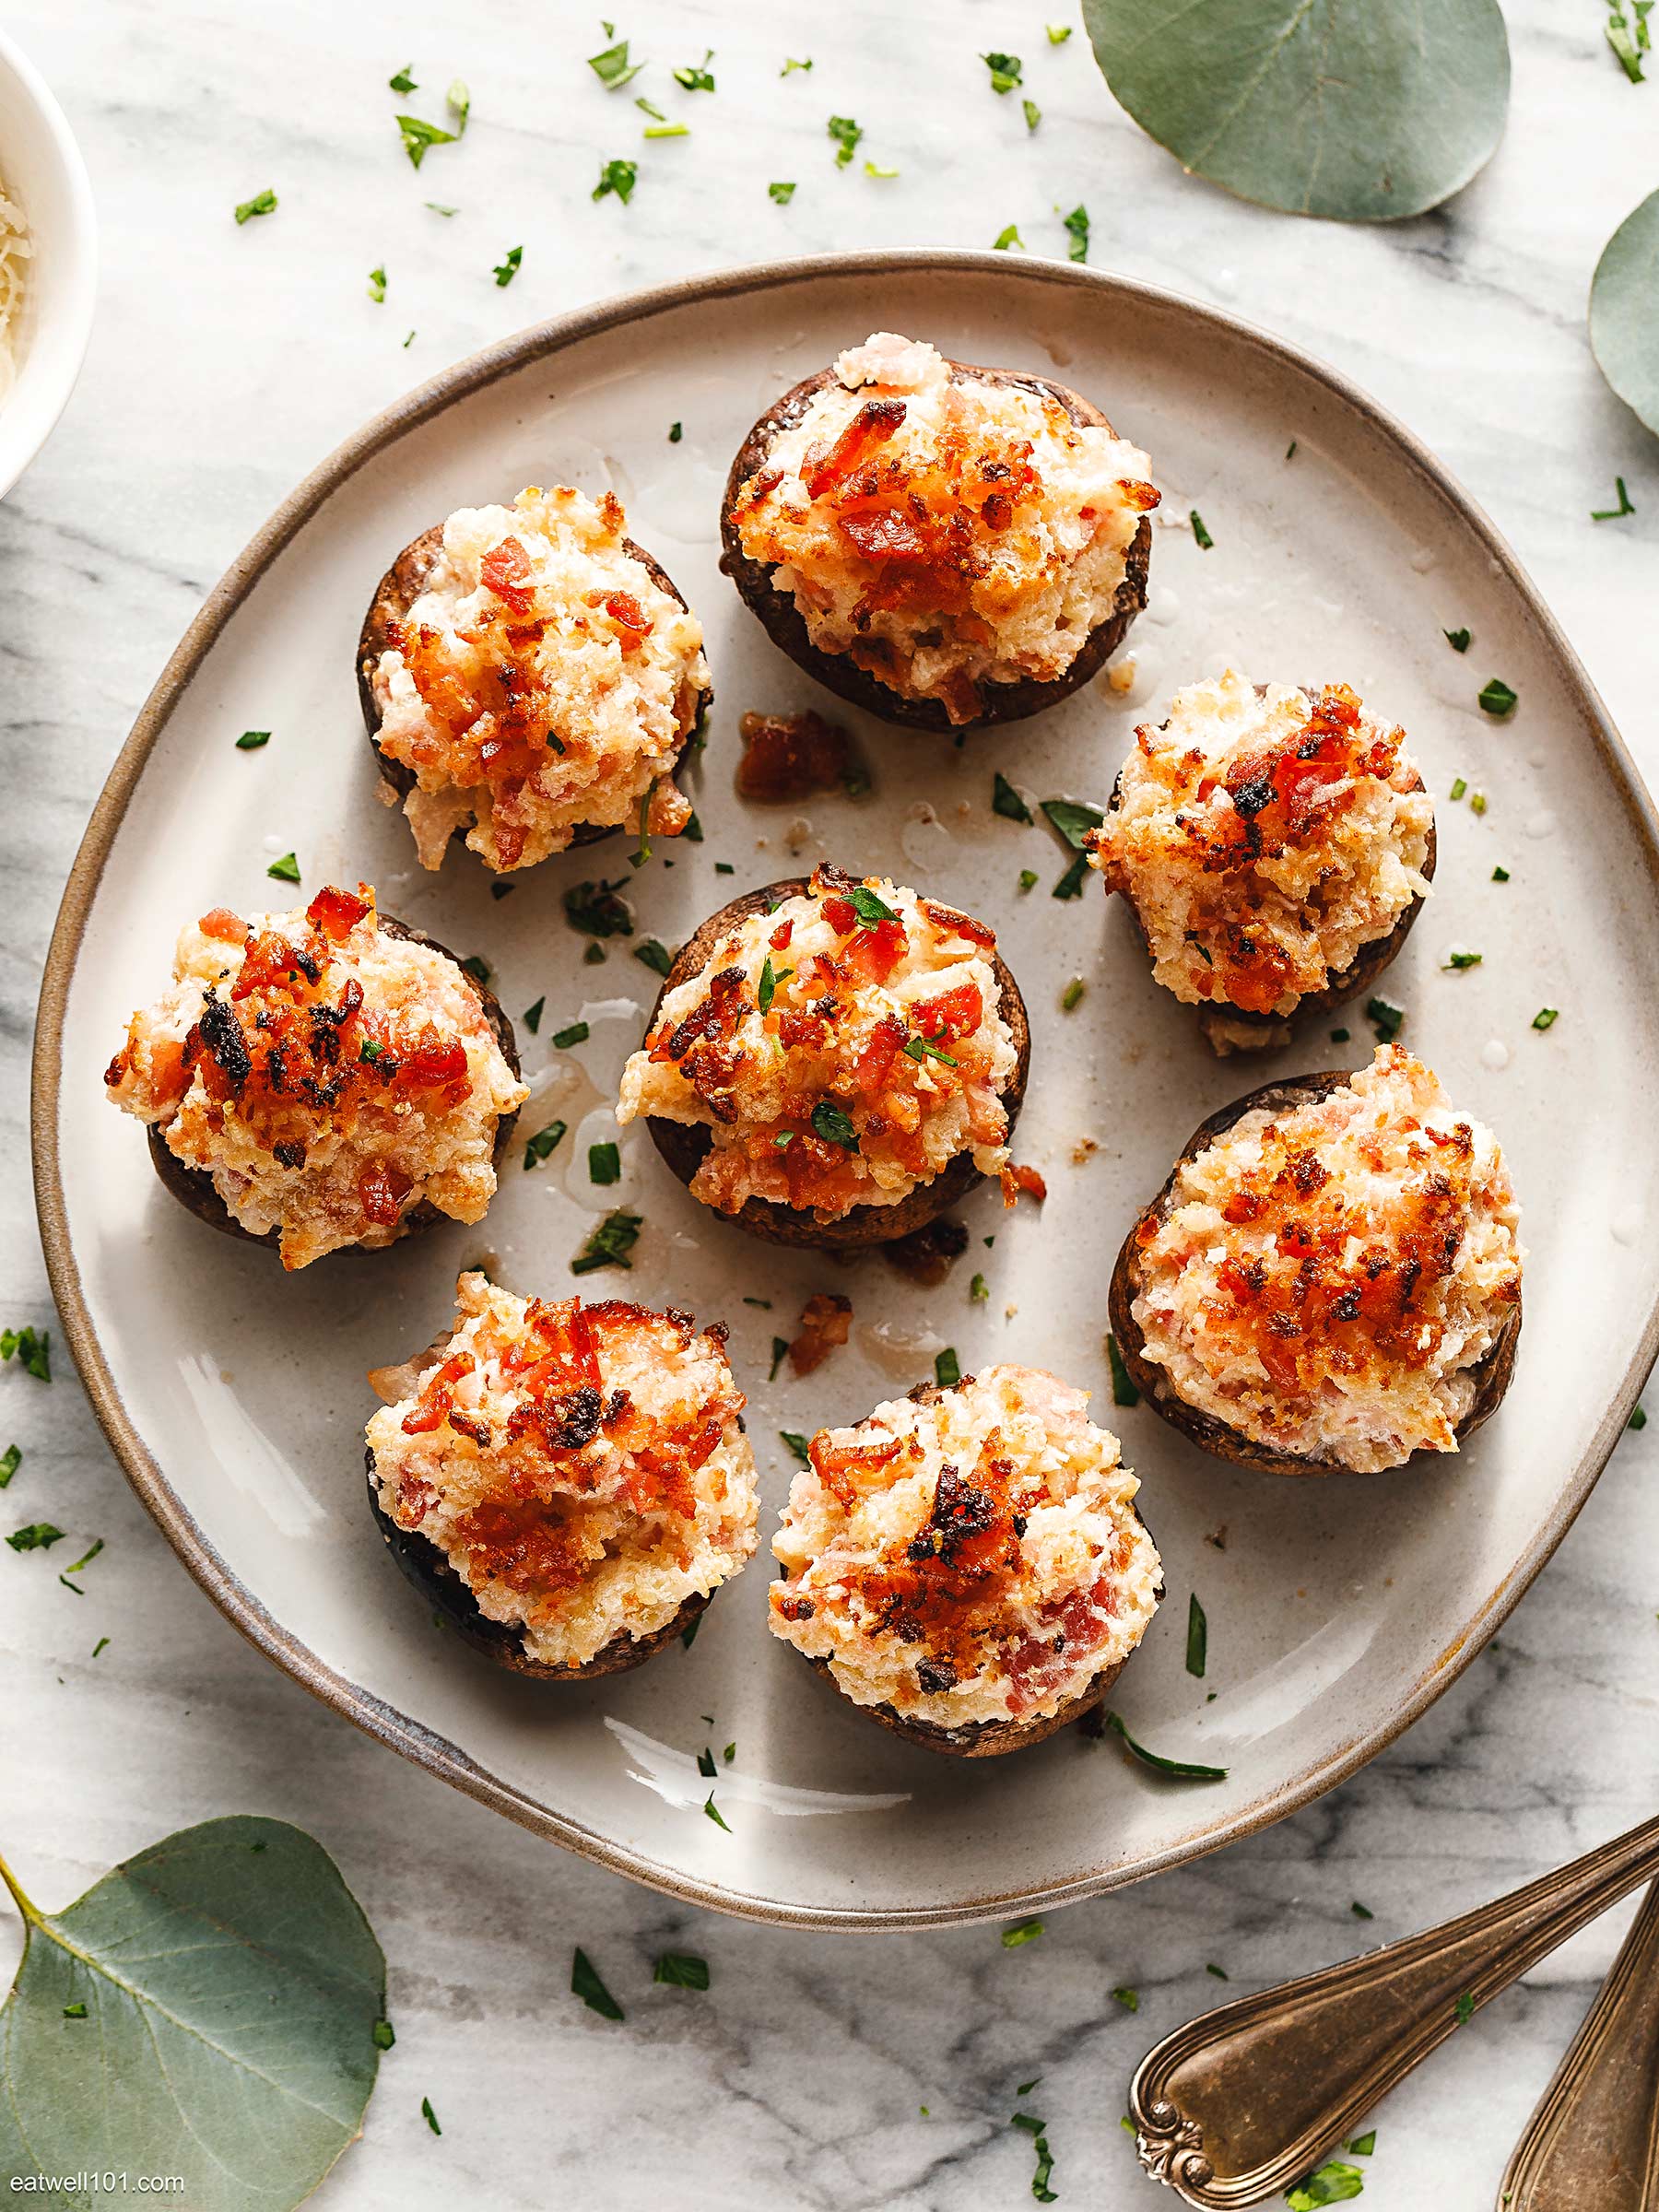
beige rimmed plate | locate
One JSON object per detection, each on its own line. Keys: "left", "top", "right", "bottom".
{"left": 32, "top": 251, "right": 1659, "bottom": 1928}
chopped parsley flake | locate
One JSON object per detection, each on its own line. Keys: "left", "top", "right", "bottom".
{"left": 388, "top": 65, "right": 418, "bottom": 93}
{"left": 993, "top": 223, "right": 1026, "bottom": 251}
{"left": 683, "top": 809, "right": 701, "bottom": 840}
{"left": 447, "top": 79, "right": 470, "bottom": 132}
{"left": 2, "top": 1329, "right": 50, "bottom": 1382}
{"left": 368, "top": 264, "right": 387, "bottom": 302}
{"left": 588, "top": 40, "right": 643, "bottom": 90}
{"left": 582, "top": 943, "right": 605, "bottom": 966}
{"left": 1492, "top": 865, "right": 1510, "bottom": 881}
{"left": 1107, "top": 1333, "right": 1139, "bottom": 1406}
{"left": 993, "top": 771, "right": 1033, "bottom": 822}
{"left": 571, "top": 1947, "right": 625, "bottom": 2020}
{"left": 633, "top": 938, "right": 673, "bottom": 977}
{"left": 971, "top": 1273, "right": 989, "bottom": 1303}
{"left": 1052, "top": 851, "right": 1088, "bottom": 900}
{"left": 1062, "top": 976, "right": 1085, "bottom": 1011}
{"left": 425, "top": 201, "right": 458, "bottom": 217}
{"left": 1018, "top": 868, "right": 1039, "bottom": 892}
{"left": 565, "top": 877, "right": 634, "bottom": 936}
{"left": 1024, "top": 98, "right": 1041, "bottom": 129}
{"left": 770, "top": 1336, "right": 788, "bottom": 1382}
{"left": 1592, "top": 475, "right": 1636, "bottom": 519}
{"left": 667, "top": 419, "right": 684, "bottom": 441}
{"left": 1444, "top": 626, "right": 1471, "bottom": 653}
{"left": 902, "top": 1035, "right": 958, "bottom": 1066}
{"left": 759, "top": 956, "right": 792, "bottom": 1012}
{"left": 1366, "top": 995, "right": 1405, "bottom": 1042}
{"left": 1331, "top": 1026, "right": 1350, "bottom": 1042}
{"left": 1630, "top": 1403, "right": 1647, "bottom": 1429}
{"left": 703, "top": 1793, "right": 732, "bottom": 1831}
{"left": 1606, "top": 3, "right": 1651, "bottom": 81}
{"left": 1455, "top": 1991, "right": 1476, "bottom": 2024}
{"left": 673, "top": 50, "right": 715, "bottom": 91}
{"left": 571, "top": 1211, "right": 643, "bottom": 1276}
{"left": 769, "top": 180, "right": 796, "bottom": 204}
{"left": 1478, "top": 676, "right": 1518, "bottom": 717}
{"left": 1348, "top": 2132, "right": 1376, "bottom": 2157}
{"left": 372, "top": 2018, "right": 396, "bottom": 2050}
{"left": 697, "top": 1745, "right": 716, "bottom": 1777}
{"left": 588, "top": 1141, "right": 621, "bottom": 1186}
{"left": 644, "top": 123, "right": 688, "bottom": 138}
{"left": 395, "top": 116, "right": 455, "bottom": 169}
{"left": 982, "top": 51, "right": 1023, "bottom": 92}
{"left": 236, "top": 730, "right": 270, "bottom": 749}
{"left": 523, "top": 995, "right": 545, "bottom": 1033}
{"left": 266, "top": 852, "right": 300, "bottom": 883}
{"left": 234, "top": 189, "right": 277, "bottom": 225}
{"left": 782, "top": 56, "right": 813, "bottom": 75}
{"left": 552, "top": 1020, "right": 589, "bottom": 1050}
{"left": 1190, "top": 509, "right": 1215, "bottom": 549}
{"left": 1469, "top": 790, "right": 1488, "bottom": 815}
{"left": 1206, "top": 1963, "right": 1229, "bottom": 1981}
{"left": 1048, "top": 22, "right": 1073, "bottom": 40}
{"left": 1442, "top": 949, "right": 1483, "bottom": 971}
{"left": 458, "top": 954, "right": 490, "bottom": 985}
{"left": 1286, "top": 2163, "right": 1364, "bottom": 2209}
{"left": 91, "top": 1636, "right": 109, "bottom": 1658}
{"left": 1532, "top": 1006, "right": 1559, "bottom": 1031}
{"left": 780, "top": 1431, "right": 811, "bottom": 1464}
{"left": 1012, "top": 2112, "right": 1057, "bottom": 2204}
{"left": 1001, "top": 1916, "right": 1043, "bottom": 1947}
{"left": 653, "top": 1953, "right": 710, "bottom": 1989}
{"left": 1186, "top": 1592, "right": 1207, "bottom": 1677}
{"left": 1450, "top": 775, "right": 1466, "bottom": 800}
{"left": 493, "top": 244, "right": 523, "bottom": 287}
{"left": 679, "top": 1611, "right": 701, "bottom": 1649}
{"left": 865, "top": 159, "right": 899, "bottom": 177}
{"left": 1101, "top": 1710, "right": 1228, "bottom": 1780}
{"left": 637, "top": 96, "right": 666, "bottom": 120}
{"left": 935, "top": 1347, "right": 961, "bottom": 1388}
{"left": 522, "top": 1121, "right": 567, "bottom": 1171}
{"left": 1041, "top": 796, "right": 1103, "bottom": 848}
{"left": 1351, "top": 1900, "right": 1374, "bottom": 1918}
{"left": 58, "top": 1536, "right": 105, "bottom": 1593}
{"left": 1063, "top": 204, "right": 1088, "bottom": 262}
{"left": 1112, "top": 1985, "right": 1139, "bottom": 2012}
{"left": 7, "top": 1524, "right": 65, "bottom": 1553}
{"left": 828, "top": 115, "right": 863, "bottom": 165}
{"left": 593, "top": 158, "right": 639, "bottom": 204}
{"left": 810, "top": 1099, "right": 858, "bottom": 1149}
{"left": 0, "top": 1445, "right": 18, "bottom": 1488}
{"left": 714, "top": 861, "right": 735, "bottom": 874}
{"left": 849, "top": 885, "right": 899, "bottom": 924}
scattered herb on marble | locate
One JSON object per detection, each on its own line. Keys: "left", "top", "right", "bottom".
{"left": 1366, "top": 996, "right": 1405, "bottom": 1042}
{"left": 1206, "top": 1963, "right": 1229, "bottom": 1980}
{"left": 2, "top": 1328, "right": 51, "bottom": 1382}
{"left": 0, "top": 1445, "right": 18, "bottom": 1488}
{"left": 1492, "top": 865, "right": 1510, "bottom": 881}
{"left": 426, "top": 201, "right": 458, "bottom": 216}
{"left": 1023, "top": 98, "right": 1041, "bottom": 129}
{"left": 1630, "top": 1403, "right": 1647, "bottom": 1429}
{"left": 666, "top": 417, "right": 682, "bottom": 437}
{"left": 493, "top": 244, "right": 523, "bottom": 287}
{"left": 6, "top": 1524, "right": 64, "bottom": 1553}
{"left": 982, "top": 51, "right": 1023, "bottom": 92}
{"left": 1063, "top": 204, "right": 1089, "bottom": 261}
{"left": 1286, "top": 2163, "right": 1364, "bottom": 2209}
{"left": 372, "top": 2018, "right": 395, "bottom": 2050}
{"left": 234, "top": 188, "right": 277, "bottom": 225}
{"left": 935, "top": 1347, "right": 961, "bottom": 1387}
{"left": 1455, "top": 1991, "right": 1476, "bottom": 2024}
{"left": 419, "top": 2097, "right": 441, "bottom": 2136}
{"left": 1002, "top": 1917, "right": 1044, "bottom": 1947}
{"left": 91, "top": 1637, "right": 109, "bottom": 1658}
{"left": 1186, "top": 1593, "right": 1207, "bottom": 1677}
{"left": 1592, "top": 475, "right": 1636, "bottom": 518}
{"left": 1049, "top": 21, "right": 1073, "bottom": 40}
{"left": 367, "top": 265, "right": 387, "bottom": 302}
{"left": 1106, "top": 1333, "right": 1140, "bottom": 1407}
{"left": 1011, "top": 2110, "right": 1057, "bottom": 2203}
{"left": 594, "top": 157, "right": 639, "bottom": 204}
{"left": 1604, "top": 0, "right": 1652, "bottom": 82}
{"left": 770, "top": 180, "right": 797, "bottom": 203}
{"left": 1062, "top": 976, "right": 1085, "bottom": 1012}
{"left": 523, "top": 1122, "right": 567, "bottom": 1171}
{"left": 571, "top": 1947, "right": 624, "bottom": 2021}
{"left": 588, "top": 39, "right": 643, "bottom": 89}
{"left": 447, "top": 79, "right": 470, "bottom": 133}
{"left": 1442, "top": 950, "right": 1482, "bottom": 971}
{"left": 828, "top": 114, "right": 863, "bottom": 165}
{"left": 653, "top": 1953, "right": 710, "bottom": 1989}
{"left": 267, "top": 852, "right": 300, "bottom": 883}
{"left": 674, "top": 49, "right": 715, "bottom": 90}
{"left": 780, "top": 1431, "right": 811, "bottom": 1464}
{"left": 1351, "top": 1900, "right": 1374, "bottom": 1919}
{"left": 565, "top": 877, "right": 634, "bottom": 937}
{"left": 1190, "top": 509, "right": 1214, "bottom": 549}
{"left": 0, "top": 1816, "right": 384, "bottom": 2203}
{"left": 1112, "top": 1985, "right": 1139, "bottom": 2011}
{"left": 994, "top": 223, "right": 1027, "bottom": 251}
{"left": 571, "top": 1212, "right": 642, "bottom": 1275}
{"left": 1101, "top": 1710, "right": 1228, "bottom": 1780}
{"left": 1532, "top": 1006, "right": 1559, "bottom": 1031}
{"left": 1450, "top": 776, "right": 1466, "bottom": 800}
{"left": 865, "top": 158, "right": 899, "bottom": 177}
{"left": 782, "top": 56, "right": 813, "bottom": 75}
{"left": 1477, "top": 676, "right": 1517, "bottom": 717}
{"left": 395, "top": 115, "right": 455, "bottom": 169}
{"left": 645, "top": 123, "right": 689, "bottom": 138}
{"left": 1348, "top": 2132, "right": 1376, "bottom": 2157}
{"left": 236, "top": 729, "right": 270, "bottom": 750}
{"left": 388, "top": 64, "right": 418, "bottom": 92}
{"left": 57, "top": 1538, "right": 104, "bottom": 1594}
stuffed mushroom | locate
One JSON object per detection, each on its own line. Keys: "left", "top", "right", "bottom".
{"left": 359, "top": 484, "right": 711, "bottom": 871}
{"left": 1110, "top": 1046, "right": 1524, "bottom": 1476}
{"left": 367, "top": 1273, "right": 759, "bottom": 1677}
{"left": 720, "top": 331, "right": 1156, "bottom": 732}
{"left": 1088, "top": 672, "right": 1435, "bottom": 1053}
{"left": 104, "top": 883, "right": 526, "bottom": 1269}
{"left": 617, "top": 865, "right": 1030, "bottom": 1248}
{"left": 769, "top": 1364, "right": 1162, "bottom": 1756}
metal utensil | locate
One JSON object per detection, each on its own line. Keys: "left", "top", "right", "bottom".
{"left": 1498, "top": 1877, "right": 1659, "bottom": 2211}
{"left": 1127, "top": 1810, "right": 1659, "bottom": 2206}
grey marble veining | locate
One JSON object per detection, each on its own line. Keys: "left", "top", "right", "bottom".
{"left": 2, "top": 3, "right": 1657, "bottom": 2206}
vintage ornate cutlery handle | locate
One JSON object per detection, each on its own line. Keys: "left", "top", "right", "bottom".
{"left": 1128, "top": 1810, "right": 1659, "bottom": 2207}
{"left": 1497, "top": 1877, "right": 1659, "bottom": 2212}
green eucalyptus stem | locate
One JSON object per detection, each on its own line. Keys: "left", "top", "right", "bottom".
{"left": 0, "top": 1842, "right": 41, "bottom": 1926}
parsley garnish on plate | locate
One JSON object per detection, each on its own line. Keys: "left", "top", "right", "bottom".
{"left": 1041, "top": 796, "right": 1104, "bottom": 849}
{"left": 828, "top": 114, "right": 863, "bottom": 166}
{"left": 588, "top": 40, "right": 643, "bottom": 89}
{"left": 522, "top": 1122, "right": 567, "bottom": 1171}
{"left": 769, "top": 1336, "right": 788, "bottom": 1382}
{"left": 1450, "top": 775, "right": 1466, "bottom": 799}
{"left": 565, "top": 877, "right": 634, "bottom": 936}
{"left": 1286, "top": 2163, "right": 1364, "bottom": 2209}
{"left": 1351, "top": 1900, "right": 1374, "bottom": 1919}
{"left": 571, "top": 1211, "right": 642, "bottom": 1275}
{"left": 1186, "top": 1593, "right": 1207, "bottom": 1677}
{"left": 6, "top": 1524, "right": 65, "bottom": 1553}
{"left": 0, "top": 1445, "right": 19, "bottom": 1488}
{"left": 1100, "top": 1710, "right": 1228, "bottom": 1780}
{"left": 458, "top": 954, "right": 490, "bottom": 985}
{"left": 266, "top": 852, "right": 300, "bottom": 883}
{"left": 971, "top": 1274, "right": 989, "bottom": 1304}
{"left": 1190, "top": 509, "right": 1215, "bottom": 549}
{"left": 1366, "top": 995, "right": 1405, "bottom": 1042}
{"left": 1023, "top": 99, "right": 1041, "bottom": 130}
{"left": 653, "top": 1953, "right": 710, "bottom": 1989}
{"left": 588, "top": 1142, "right": 621, "bottom": 1186}
{"left": 493, "top": 245, "right": 523, "bottom": 287}
{"left": 1348, "top": 2132, "right": 1376, "bottom": 2157}
{"left": 1532, "top": 1006, "right": 1560, "bottom": 1031}
{"left": 388, "top": 65, "right": 418, "bottom": 92}
{"left": 849, "top": 885, "right": 898, "bottom": 924}
{"left": 994, "top": 771, "right": 1033, "bottom": 822}
{"left": 395, "top": 116, "right": 456, "bottom": 169}
{"left": 935, "top": 1347, "right": 961, "bottom": 1388}
{"left": 571, "top": 1947, "right": 625, "bottom": 2019}
{"left": 1062, "top": 976, "right": 1085, "bottom": 1011}
{"left": 57, "top": 1537, "right": 104, "bottom": 1594}
{"left": 633, "top": 939, "right": 673, "bottom": 977}
{"left": 372, "top": 2019, "right": 396, "bottom": 2050}
{"left": 552, "top": 1020, "right": 589, "bottom": 1049}
{"left": 235, "top": 730, "right": 270, "bottom": 749}
{"left": 769, "top": 180, "right": 796, "bottom": 204}
{"left": 1, "top": 1328, "right": 50, "bottom": 1382}
{"left": 234, "top": 189, "right": 277, "bottom": 225}
{"left": 1444, "top": 626, "right": 1471, "bottom": 652}
{"left": 782, "top": 56, "right": 813, "bottom": 75}
{"left": 593, "top": 158, "right": 638, "bottom": 204}
{"left": 523, "top": 995, "right": 545, "bottom": 1033}
{"left": 1063, "top": 205, "right": 1089, "bottom": 262}
{"left": 696, "top": 1745, "right": 716, "bottom": 1776}
{"left": 993, "top": 223, "right": 1026, "bottom": 251}
{"left": 1492, "top": 865, "right": 1511, "bottom": 881}
{"left": 1053, "top": 852, "right": 1088, "bottom": 899}
{"left": 420, "top": 2097, "right": 441, "bottom": 2136}
{"left": 780, "top": 1431, "right": 811, "bottom": 1464}
{"left": 1592, "top": 475, "right": 1635, "bottom": 519}
{"left": 1018, "top": 867, "right": 1039, "bottom": 892}
{"left": 1107, "top": 1334, "right": 1139, "bottom": 1406}
{"left": 703, "top": 1793, "right": 731, "bottom": 1831}
{"left": 1477, "top": 676, "right": 1518, "bottom": 717}
{"left": 1002, "top": 1916, "right": 1043, "bottom": 1947}
{"left": 1206, "top": 1962, "right": 1229, "bottom": 1980}
{"left": 1442, "top": 949, "right": 1482, "bottom": 971}
{"left": 674, "top": 50, "right": 715, "bottom": 91}
{"left": 982, "top": 51, "right": 1023, "bottom": 91}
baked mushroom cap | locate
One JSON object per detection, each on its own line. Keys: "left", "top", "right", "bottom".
{"left": 115, "top": 902, "right": 524, "bottom": 1264}
{"left": 770, "top": 1369, "right": 1163, "bottom": 1756}
{"left": 623, "top": 874, "right": 1031, "bottom": 1251}
{"left": 359, "top": 492, "right": 712, "bottom": 867}
{"left": 1111, "top": 1062, "right": 1524, "bottom": 1477}
{"left": 1095, "top": 678, "right": 1436, "bottom": 1053}
{"left": 720, "top": 341, "right": 1153, "bottom": 733}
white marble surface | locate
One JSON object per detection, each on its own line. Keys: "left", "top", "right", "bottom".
{"left": 3, "top": 3, "right": 1657, "bottom": 2206}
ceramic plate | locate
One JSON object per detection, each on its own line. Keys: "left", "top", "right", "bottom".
{"left": 34, "top": 253, "right": 1659, "bottom": 1928}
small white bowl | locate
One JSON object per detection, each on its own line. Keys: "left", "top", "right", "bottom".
{"left": 0, "top": 27, "right": 95, "bottom": 500}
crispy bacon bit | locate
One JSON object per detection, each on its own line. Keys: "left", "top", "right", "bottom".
{"left": 1116, "top": 477, "right": 1160, "bottom": 511}
{"left": 821, "top": 893, "right": 857, "bottom": 935}
{"left": 913, "top": 982, "right": 982, "bottom": 1046}
{"left": 735, "top": 709, "right": 857, "bottom": 803}
{"left": 788, "top": 1291, "right": 853, "bottom": 1378}
{"left": 399, "top": 1032, "right": 471, "bottom": 1089}
{"left": 802, "top": 395, "right": 907, "bottom": 499}
{"left": 1000, "top": 1162, "right": 1047, "bottom": 1208}
{"left": 360, "top": 1158, "right": 414, "bottom": 1227}
{"left": 305, "top": 885, "right": 371, "bottom": 941}
{"left": 199, "top": 907, "right": 248, "bottom": 945}
{"left": 770, "top": 918, "right": 794, "bottom": 951}
{"left": 603, "top": 590, "right": 653, "bottom": 651}
{"left": 400, "top": 1350, "right": 475, "bottom": 1434}
{"left": 843, "top": 915, "right": 908, "bottom": 984}
{"left": 479, "top": 535, "right": 536, "bottom": 616}
{"left": 920, "top": 900, "right": 996, "bottom": 948}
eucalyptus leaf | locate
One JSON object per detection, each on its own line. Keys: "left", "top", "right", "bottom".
{"left": 0, "top": 1816, "right": 383, "bottom": 2208}
{"left": 1082, "top": 0, "right": 1510, "bottom": 222}
{"left": 1591, "top": 188, "right": 1659, "bottom": 437}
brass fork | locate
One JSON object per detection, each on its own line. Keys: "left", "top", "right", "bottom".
{"left": 1127, "top": 1812, "right": 1659, "bottom": 2206}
